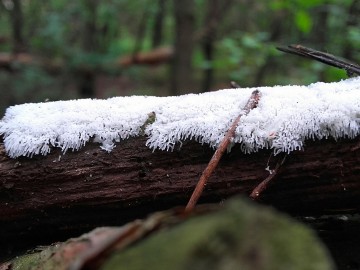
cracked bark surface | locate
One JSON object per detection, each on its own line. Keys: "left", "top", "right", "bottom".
{"left": 1, "top": 136, "right": 360, "bottom": 258}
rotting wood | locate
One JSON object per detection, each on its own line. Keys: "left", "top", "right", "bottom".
{"left": 0, "top": 136, "right": 360, "bottom": 258}
{"left": 185, "top": 90, "right": 261, "bottom": 211}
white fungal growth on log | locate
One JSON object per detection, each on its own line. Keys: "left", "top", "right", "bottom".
{"left": 1, "top": 77, "right": 360, "bottom": 158}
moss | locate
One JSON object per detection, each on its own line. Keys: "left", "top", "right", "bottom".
{"left": 9, "top": 248, "right": 53, "bottom": 270}
{"left": 9, "top": 244, "right": 64, "bottom": 270}
{"left": 8, "top": 253, "right": 41, "bottom": 270}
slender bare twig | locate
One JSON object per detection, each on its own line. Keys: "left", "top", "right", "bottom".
{"left": 249, "top": 154, "right": 287, "bottom": 200}
{"left": 185, "top": 90, "right": 261, "bottom": 211}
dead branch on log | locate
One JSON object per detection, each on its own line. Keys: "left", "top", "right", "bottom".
{"left": 250, "top": 154, "right": 287, "bottom": 200}
{"left": 230, "top": 81, "right": 240, "bottom": 88}
{"left": 185, "top": 90, "right": 261, "bottom": 211}
{"left": 277, "top": 44, "right": 360, "bottom": 76}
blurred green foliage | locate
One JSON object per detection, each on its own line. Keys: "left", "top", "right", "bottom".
{"left": 0, "top": 0, "right": 358, "bottom": 114}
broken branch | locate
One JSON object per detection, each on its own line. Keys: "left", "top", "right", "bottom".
{"left": 277, "top": 44, "right": 360, "bottom": 76}
{"left": 249, "top": 154, "right": 287, "bottom": 200}
{"left": 185, "top": 90, "right": 261, "bottom": 211}
{"left": 230, "top": 81, "right": 241, "bottom": 88}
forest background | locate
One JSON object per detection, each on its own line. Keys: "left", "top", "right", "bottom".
{"left": 0, "top": 0, "right": 359, "bottom": 115}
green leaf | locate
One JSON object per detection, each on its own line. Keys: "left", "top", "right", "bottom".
{"left": 295, "top": 10, "right": 313, "bottom": 34}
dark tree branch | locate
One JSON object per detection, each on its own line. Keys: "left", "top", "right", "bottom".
{"left": 277, "top": 44, "right": 360, "bottom": 76}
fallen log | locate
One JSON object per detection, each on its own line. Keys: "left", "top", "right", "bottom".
{"left": 1, "top": 135, "right": 360, "bottom": 258}
{"left": 1, "top": 198, "right": 335, "bottom": 270}
{"left": 0, "top": 47, "right": 173, "bottom": 74}
{"left": 1, "top": 77, "right": 360, "bottom": 259}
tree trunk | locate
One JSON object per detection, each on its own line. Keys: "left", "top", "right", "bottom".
{"left": 201, "top": 0, "right": 219, "bottom": 92}
{"left": 78, "top": 0, "right": 98, "bottom": 98}
{"left": 9, "top": 0, "right": 25, "bottom": 53}
{"left": 343, "top": 0, "right": 360, "bottom": 61}
{"left": 1, "top": 136, "right": 360, "bottom": 258}
{"left": 253, "top": 12, "right": 285, "bottom": 86}
{"left": 200, "top": 0, "right": 233, "bottom": 92}
{"left": 170, "top": 0, "right": 195, "bottom": 95}
{"left": 152, "top": 0, "right": 166, "bottom": 48}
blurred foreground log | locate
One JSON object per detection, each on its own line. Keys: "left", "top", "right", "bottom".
{"left": 2, "top": 198, "right": 334, "bottom": 270}
{"left": 0, "top": 136, "right": 360, "bottom": 257}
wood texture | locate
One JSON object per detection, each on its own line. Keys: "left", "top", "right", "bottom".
{"left": 1, "top": 136, "right": 360, "bottom": 257}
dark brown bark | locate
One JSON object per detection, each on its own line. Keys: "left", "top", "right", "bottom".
{"left": 1, "top": 135, "right": 360, "bottom": 258}
{"left": 170, "top": 0, "right": 195, "bottom": 95}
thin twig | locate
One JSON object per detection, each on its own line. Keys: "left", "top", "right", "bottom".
{"left": 185, "top": 90, "right": 261, "bottom": 211}
{"left": 249, "top": 154, "right": 287, "bottom": 200}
